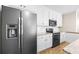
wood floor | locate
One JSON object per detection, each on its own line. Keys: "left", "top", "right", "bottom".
{"left": 38, "top": 41, "right": 69, "bottom": 54}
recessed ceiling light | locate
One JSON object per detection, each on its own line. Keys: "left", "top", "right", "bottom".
{"left": 20, "top": 5, "right": 26, "bottom": 8}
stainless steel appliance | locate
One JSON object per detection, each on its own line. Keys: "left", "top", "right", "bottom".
{"left": 53, "top": 32, "right": 60, "bottom": 47}
{"left": 46, "top": 28, "right": 53, "bottom": 33}
{"left": 1, "top": 5, "right": 37, "bottom": 54}
{"left": 49, "top": 19, "right": 57, "bottom": 27}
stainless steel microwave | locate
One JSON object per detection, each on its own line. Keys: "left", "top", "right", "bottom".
{"left": 49, "top": 19, "right": 57, "bottom": 26}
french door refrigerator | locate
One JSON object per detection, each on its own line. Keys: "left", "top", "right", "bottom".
{"left": 1, "top": 5, "right": 37, "bottom": 54}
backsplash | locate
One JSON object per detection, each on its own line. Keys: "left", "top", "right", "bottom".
{"left": 53, "top": 27, "right": 60, "bottom": 33}
{"left": 37, "top": 26, "right": 60, "bottom": 35}
{"left": 37, "top": 26, "right": 47, "bottom": 34}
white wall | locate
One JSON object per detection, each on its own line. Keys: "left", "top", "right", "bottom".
{"left": 61, "top": 12, "right": 76, "bottom": 32}
{"left": 61, "top": 10, "right": 79, "bottom": 32}
{"left": 76, "top": 10, "right": 79, "bottom": 32}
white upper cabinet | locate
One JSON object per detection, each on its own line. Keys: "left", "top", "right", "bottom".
{"left": 49, "top": 9, "right": 62, "bottom": 27}
{"left": 49, "top": 9, "right": 56, "bottom": 20}
{"left": 36, "top": 7, "right": 44, "bottom": 26}
{"left": 57, "top": 14, "right": 62, "bottom": 27}
{"left": 37, "top": 6, "right": 49, "bottom": 26}
{"left": 43, "top": 8, "right": 49, "bottom": 26}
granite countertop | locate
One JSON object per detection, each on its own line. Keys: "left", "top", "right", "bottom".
{"left": 63, "top": 39, "right": 79, "bottom": 54}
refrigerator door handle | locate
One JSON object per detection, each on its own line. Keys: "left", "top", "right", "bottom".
{"left": 21, "top": 17, "right": 23, "bottom": 52}
{"left": 18, "top": 17, "right": 21, "bottom": 49}
{"left": 21, "top": 17, "right": 23, "bottom": 36}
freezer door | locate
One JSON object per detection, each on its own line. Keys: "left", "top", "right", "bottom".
{"left": 2, "top": 6, "right": 20, "bottom": 54}
{"left": 21, "top": 10, "right": 37, "bottom": 54}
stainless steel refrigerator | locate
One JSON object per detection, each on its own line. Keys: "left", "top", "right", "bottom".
{"left": 1, "top": 5, "right": 37, "bottom": 54}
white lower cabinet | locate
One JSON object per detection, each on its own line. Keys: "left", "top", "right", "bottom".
{"left": 37, "top": 34, "right": 52, "bottom": 52}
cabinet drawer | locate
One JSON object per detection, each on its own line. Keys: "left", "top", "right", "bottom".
{"left": 37, "top": 34, "right": 52, "bottom": 52}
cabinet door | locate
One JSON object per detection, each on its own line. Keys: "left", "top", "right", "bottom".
{"left": 36, "top": 7, "right": 43, "bottom": 26}
{"left": 37, "top": 7, "right": 49, "bottom": 26}
{"left": 37, "top": 12, "right": 44, "bottom": 26}
{"left": 37, "top": 34, "right": 52, "bottom": 52}
{"left": 37, "top": 36, "right": 46, "bottom": 52}
{"left": 45, "top": 35, "right": 52, "bottom": 48}
{"left": 49, "top": 9, "right": 54, "bottom": 19}
{"left": 57, "top": 14, "right": 62, "bottom": 27}
{"left": 43, "top": 9, "right": 49, "bottom": 26}
{"left": 60, "top": 32, "right": 66, "bottom": 43}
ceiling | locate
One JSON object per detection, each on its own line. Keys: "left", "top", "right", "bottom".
{"left": 2, "top": 5, "right": 79, "bottom": 15}
{"left": 45, "top": 5, "right": 79, "bottom": 14}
